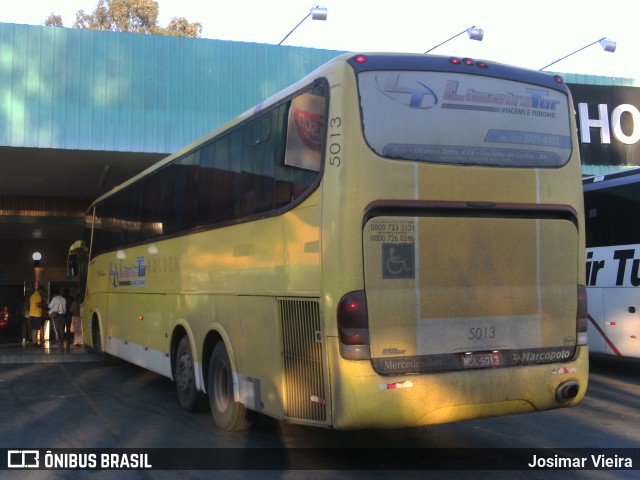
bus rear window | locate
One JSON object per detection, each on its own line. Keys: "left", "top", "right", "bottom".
{"left": 358, "top": 71, "right": 572, "bottom": 168}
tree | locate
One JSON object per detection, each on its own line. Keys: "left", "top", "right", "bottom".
{"left": 164, "top": 17, "right": 202, "bottom": 38}
{"left": 43, "top": 0, "right": 202, "bottom": 38}
{"left": 44, "top": 14, "right": 64, "bottom": 28}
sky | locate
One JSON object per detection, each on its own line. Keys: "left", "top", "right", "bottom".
{"left": 1, "top": 0, "right": 639, "bottom": 79}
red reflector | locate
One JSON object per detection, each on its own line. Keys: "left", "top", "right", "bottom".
{"left": 477, "top": 61, "right": 489, "bottom": 68}
{"left": 462, "top": 58, "right": 474, "bottom": 66}
{"left": 553, "top": 75, "right": 564, "bottom": 84}
{"left": 310, "top": 395, "right": 326, "bottom": 405}
{"left": 354, "top": 55, "right": 367, "bottom": 63}
{"left": 449, "top": 57, "right": 462, "bottom": 65}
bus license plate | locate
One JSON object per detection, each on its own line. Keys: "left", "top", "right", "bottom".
{"left": 461, "top": 352, "right": 503, "bottom": 369}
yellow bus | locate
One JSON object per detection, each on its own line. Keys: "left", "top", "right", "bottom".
{"left": 70, "top": 53, "right": 588, "bottom": 430}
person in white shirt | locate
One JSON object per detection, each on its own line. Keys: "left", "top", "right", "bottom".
{"left": 48, "top": 288, "right": 66, "bottom": 348}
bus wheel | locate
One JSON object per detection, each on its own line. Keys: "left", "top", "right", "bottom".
{"left": 92, "top": 318, "right": 116, "bottom": 366}
{"left": 175, "top": 336, "right": 208, "bottom": 412}
{"left": 208, "top": 342, "right": 253, "bottom": 431}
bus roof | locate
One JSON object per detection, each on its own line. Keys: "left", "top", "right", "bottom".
{"left": 88, "top": 52, "right": 572, "bottom": 209}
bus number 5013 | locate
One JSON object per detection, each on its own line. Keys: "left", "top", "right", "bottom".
{"left": 468, "top": 327, "right": 496, "bottom": 341}
{"left": 329, "top": 117, "right": 342, "bottom": 167}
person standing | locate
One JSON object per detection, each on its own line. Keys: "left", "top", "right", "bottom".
{"left": 29, "top": 285, "right": 46, "bottom": 346}
{"left": 48, "top": 288, "right": 66, "bottom": 348}
{"left": 19, "top": 294, "right": 31, "bottom": 344}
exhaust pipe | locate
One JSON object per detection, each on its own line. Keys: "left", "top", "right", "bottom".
{"left": 556, "top": 381, "right": 580, "bottom": 402}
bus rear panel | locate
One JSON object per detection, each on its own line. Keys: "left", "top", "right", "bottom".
{"left": 324, "top": 54, "right": 587, "bottom": 428}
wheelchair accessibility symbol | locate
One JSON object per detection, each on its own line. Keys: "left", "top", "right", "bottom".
{"left": 382, "top": 243, "right": 415, "bottom": 279}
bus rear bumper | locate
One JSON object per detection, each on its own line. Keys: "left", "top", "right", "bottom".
{"left": 326, "top": 339, "right": 588, "bottom": 430}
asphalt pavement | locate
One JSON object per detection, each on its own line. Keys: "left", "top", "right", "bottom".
{"left": 0, "top": 339, "right": 98, "bottom": 365}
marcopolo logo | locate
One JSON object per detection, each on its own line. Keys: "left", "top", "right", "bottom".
{"left": 520, "top": 349, "right": 571, "bottom": 362}
{"left": 511, "top": 348, "right": 573, "bottom": 365}
{"left": 7, "top": 450, "right": 40, "bottom": 468}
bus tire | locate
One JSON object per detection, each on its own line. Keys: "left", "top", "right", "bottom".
{"left": 175, "top": 336, "right": 209, "bottom": 412}
{"left": 208, "top": 341, "right": 253, "bottom": 431}
{"left": 91, "top": 317, "right": 117, "bottom": 366}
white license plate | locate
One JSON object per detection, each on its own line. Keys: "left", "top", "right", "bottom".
{"left": 461, "top": 352, "right": 503, "bottom": 369}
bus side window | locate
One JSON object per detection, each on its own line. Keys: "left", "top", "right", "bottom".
{"left": 198, "top": 141, "right": 229, "bottom": 226}
{"left": 118, "top": 186, "right": 142, "bottom": 245}
{"left": 140, "top": 168, "right": 166, "bottom": 240}
{"left": 276, "top": 84, "right": 326, "bottom": 207}
{"left": 93, "top": 202, "right": 121, "bottom": 257}
{"left": 585, "top": 184, "right": 640, "bottom": 248}
{"left": 238, "top": 113, "right": 276, "bottom": 216}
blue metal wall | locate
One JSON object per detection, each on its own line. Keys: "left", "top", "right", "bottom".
{"left": 0, "top": 23, "right": 344, "bottom": 154}
{"left": 2, "top": 23, "right": 637, "bottom": 161}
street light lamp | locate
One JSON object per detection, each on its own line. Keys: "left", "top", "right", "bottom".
{"left": 539, "top": 37, "right": 617, "bottom": 71}
{"left": 424, "top": 26, "right": 484, "bottom": 54}
{"left": 32, "top": 251, "right": 42, "bottom": 290}
{"left": 278, "top": 6, "right": 328, "bottom": 46}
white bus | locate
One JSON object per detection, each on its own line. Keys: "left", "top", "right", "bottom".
{"left": 584, "top": 168, "right": 640, "bottom": 358}
{"left": 70, "top": 53, "right": 588, "bottom": 430}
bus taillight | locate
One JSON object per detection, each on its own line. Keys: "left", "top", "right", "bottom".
{"left": 449, "top": 57, "right": 489, "bottom": 68}
{"left": 337, "top": 290, "right": 371, "bottom": 360}
{"left": 577, "top": 285, "right": 588, "bottom": 346}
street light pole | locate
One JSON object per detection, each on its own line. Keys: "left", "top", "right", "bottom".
{"left": 278, "top": 6, "right": 328, "bottom": 45}
{"left": 539, "top": 37, "right": 616, "bottom": 71}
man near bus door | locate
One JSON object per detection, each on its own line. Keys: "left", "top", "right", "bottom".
{"left": 29, "top": 285, "right": 46, "bottom": 346}
{"left": 48, "top": 288, "right": 67, "bottom": 348}
{"left": 62, "top": 288, "right": 74, "bottom": 345}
